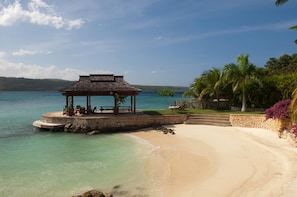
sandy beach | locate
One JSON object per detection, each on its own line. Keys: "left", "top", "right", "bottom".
{"left": 132, "top": 124, "right": 297, "bottom": 197}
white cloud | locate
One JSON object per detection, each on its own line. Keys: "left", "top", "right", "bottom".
{"left": 12, "top": 49, "right": 38, "bottom": 56}
{"left": 154, "top": 36, "right": 162, "bottom": 40}
{"left": 28, "top": 0, "right": 52, "bottom": 11}
{"left": 0, "top": 58, "right": 113, "bottom": 80}
{"left": 0, "top": 0, "right": 22, "bottom": 26}
{"left": 66, "top": 19, "right": 84, "bottom": 30}
{"left": 0, "top": 0, "right": 84, "bottom": 29}
{"left": 0, "top": 58, "right": 82, "bottom": 80}
{"left": 0, "top": 51, "right": 7, "bottom": 58}
{"left": 12, "top": 49, "right": 51, "bottom": 56}
{"left": 123, "top": 70, "right": 134, "bottom": 75}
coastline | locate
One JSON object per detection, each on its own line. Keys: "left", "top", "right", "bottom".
{"left": 131, "top": 124, "right": 297, "bottom": 197}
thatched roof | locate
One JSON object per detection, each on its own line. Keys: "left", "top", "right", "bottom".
{"left": 60, "top": 74, "right": 141, "bottom": 96}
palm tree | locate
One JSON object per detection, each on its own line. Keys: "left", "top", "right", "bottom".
{"left": 184, "top": 78, "right": 202, "bottom": 98}
{"left": 199, "top": 68, "right": 227, "bottom": 109}
{"left": 224, "top": 54, "right": 261, "bottom": 112}
{"left": 184, "top": 68, "right": 227, "bottom": 109}
{"left": 184, "top": 77, "right": 206, "bottom": 108}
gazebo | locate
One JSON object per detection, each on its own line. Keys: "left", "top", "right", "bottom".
{"left": 60, "top": 74, "right": 141, "bottom": 115}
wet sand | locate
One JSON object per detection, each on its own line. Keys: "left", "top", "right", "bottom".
{"left": 131, "top": 124, "right": 297, "bottom": 197}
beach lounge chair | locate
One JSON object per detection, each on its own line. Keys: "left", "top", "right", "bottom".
{"left": 168, "top": 104, "right": 185, "bottom": 110}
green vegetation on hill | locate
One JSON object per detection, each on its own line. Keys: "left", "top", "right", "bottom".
{"left": 0, "top": 77, "right": 188, "bottom": 92}
{"left": 134, "top": 85, "right": 187, "bottom": 92}
{"left": 0, "top": 77, "right": 75, "bottom": 91}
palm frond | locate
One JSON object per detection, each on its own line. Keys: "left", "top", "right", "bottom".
{"left": 275, "top": 0, "right": 288, "bottom": 6}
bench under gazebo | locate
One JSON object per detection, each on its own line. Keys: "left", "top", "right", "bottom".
{"left": 60, "top": 74, "right": 141, "bottom": 115}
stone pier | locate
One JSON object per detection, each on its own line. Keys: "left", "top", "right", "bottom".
{"left": 34, "top": 111, "right": 187, "bottom": 133}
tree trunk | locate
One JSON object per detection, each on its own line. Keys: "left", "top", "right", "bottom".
{"left": 216, "top": 94, "right": 220, "bottom": 109}
{"left": 241, "top": 90, "right": 247, "bottom": 112}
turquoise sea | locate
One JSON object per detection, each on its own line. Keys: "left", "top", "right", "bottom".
{"left": 0, "top": 91, "right": 186, "bottom": 196}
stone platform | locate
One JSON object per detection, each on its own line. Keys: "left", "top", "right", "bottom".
{"left": 33, "top": 120, "right": 65, "bottom": 131}
{"left": 33, "top": 111, "right": 187, "bottom": 133}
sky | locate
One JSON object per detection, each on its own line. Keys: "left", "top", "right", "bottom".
{"left": 0, "top": 0, "right": 296, "bottom": 86}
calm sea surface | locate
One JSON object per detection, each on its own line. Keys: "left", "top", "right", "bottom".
{"left": 0, "top": 91, "right": 187, "bottom": 196}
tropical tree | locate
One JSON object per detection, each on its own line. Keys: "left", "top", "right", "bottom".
{"left": 271, "top": 74, "right": 297, "bottom": 99}
{"left": 184, "top": 78, "right": 203, "bottom": 98}
{"left": 265, "top": 53, "right": 297, "bottom": 75}
{"left": 184, "top": 68, "right": 229, "bottom": 109}
{"left": 158, "top": 89, "right": 175, "bottom": 106}
{"left": 224, "top": 54, "right": 261, "bottom": 112}
{"left": 199, "top": 68, "right": 227, "bottom": 109}
{"left": 183, "top": 77, "right": 207, "bottom": 109}
{"left": 244, "top": 67, "right": 279, "bottom": 108}
{"left": 264, "top": 53, "right": 297, "bottom": 100}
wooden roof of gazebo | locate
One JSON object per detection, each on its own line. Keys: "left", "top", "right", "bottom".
{"left": 60, "top": 74, "right": 141, "bottom": 96}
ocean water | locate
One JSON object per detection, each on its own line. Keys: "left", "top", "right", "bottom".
{"left": 0, "top": 91, "right": 187, "bottom": 196}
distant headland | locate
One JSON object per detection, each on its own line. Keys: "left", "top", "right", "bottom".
{"left": 0, "top": 76, "right": 188, "bottom": 92}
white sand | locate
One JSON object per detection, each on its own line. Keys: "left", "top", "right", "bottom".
{"left": 131, "top": 124, "right": 297, "bottom": 197}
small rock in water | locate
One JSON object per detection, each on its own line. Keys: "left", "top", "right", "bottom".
{"left": 73, "top": 189, "right": 112, "bottom": 197}
{"left": 153, "top": 125, "right": 175, "bottom": 135}
{"left": 86, "top": 130, "right": 96, "bottom": 135}
{"left": 112, "top": 185, "right": 121, "bottom": 189}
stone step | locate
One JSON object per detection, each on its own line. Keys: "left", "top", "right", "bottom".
{"left": 185, "top": 114, "right": 231, "bottom": 126}
{"left": 33, "top": 120, "right": 65, "bottom": 131}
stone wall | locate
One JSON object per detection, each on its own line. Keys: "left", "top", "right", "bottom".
{"left": 42, "top": 113, "right": 187, "bottom": 133}
{"left": 230, "top": 114, "right": 291, "bottom": 132}
{"left": 41, "top": 112, "right": 291, "bottom": 134}
{"left": 230, "top": 114, "right": 297, "bottom": 147}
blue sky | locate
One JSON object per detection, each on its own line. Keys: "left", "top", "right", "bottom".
{"left": 0, "top": 0, "right": 296, "bottom": 86}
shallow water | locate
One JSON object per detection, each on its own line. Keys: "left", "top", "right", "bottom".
{"left": 0, "top": 91, "right": 185, "bottom": 196}
{"left": 0, "top": 133, "right": 144, "bottom": 196}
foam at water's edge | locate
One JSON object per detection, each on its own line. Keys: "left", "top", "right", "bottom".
{"left": 127, "top": 133, "right": 171, "bottom": 196}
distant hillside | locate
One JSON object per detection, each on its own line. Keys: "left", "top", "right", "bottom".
{"left": 134, "top": 85, "right": 188, "bottom": 92}
{"left": 0, "top": 77, "right": 188, "bottom": 92}
{"left": 0, "top": 77, "right": 74, "bottom": 91}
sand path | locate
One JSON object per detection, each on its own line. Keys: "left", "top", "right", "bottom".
{"left": 132, "top": 124, "right": 297, "bottom": 197}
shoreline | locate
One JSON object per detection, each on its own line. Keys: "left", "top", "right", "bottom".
{"left": 131, "top": 124, "right": 297, "bottom": 196}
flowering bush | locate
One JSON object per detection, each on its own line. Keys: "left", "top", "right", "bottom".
{"left": 265, "top": 99, "right": 291, "bottom": 120}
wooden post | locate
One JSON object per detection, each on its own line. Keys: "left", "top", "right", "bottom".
{"left": 86, "top": 95, "right": 92, "bottom": 114}
{"left": 66, "top": 95, "right": 69, "bottom": 108}
{"left": 133, "top": 95, "right": 136, "bottom": 114}
{"left": 130, "top": 96, "right": 133, "bottom": 112}
{"left": 66, "top": 95, "right": 74, "bottom": 116}
{"left": 71, "top": 96, "right": 74, "bottom": 108}
{"left": 114, "top": 96, "right": 119, "bottom": 115}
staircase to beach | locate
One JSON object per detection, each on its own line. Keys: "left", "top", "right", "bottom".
{"left": 185, "top": 114, "right": 232, "bottom": 127}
